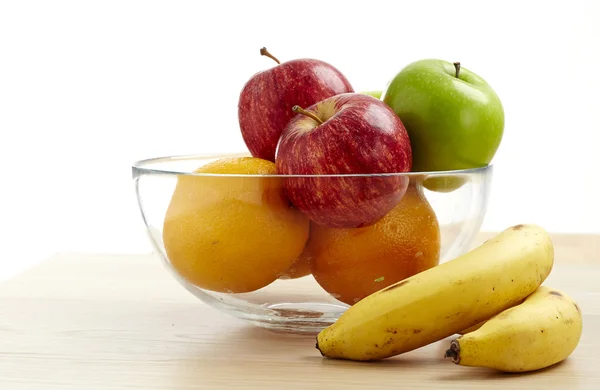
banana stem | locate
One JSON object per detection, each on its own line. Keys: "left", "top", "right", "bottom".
{"left": 444, "top": 340, "right": 461, "bottom": 363}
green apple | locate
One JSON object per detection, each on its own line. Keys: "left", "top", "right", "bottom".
{"left": 381, "top": 59, "right": 504, "bottom": 173}
{"left": 359, "top": 90, "right": 382, "bottom": 99}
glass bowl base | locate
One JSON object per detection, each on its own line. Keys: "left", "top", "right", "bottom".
{"left": 245, "top": 302, "right": 346, "bottom": 334}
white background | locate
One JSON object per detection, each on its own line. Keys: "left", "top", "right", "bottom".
{"left": 1, "top": 0, "right": 599, "bottom": 281}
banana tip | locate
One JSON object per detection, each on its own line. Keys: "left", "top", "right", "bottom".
{"left": 315, "top": 337, "right": 325, "bottom": 357}
{"left": 445, "top": 340, "right": 461, "bottom": 364}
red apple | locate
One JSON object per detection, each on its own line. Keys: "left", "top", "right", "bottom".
{"left": 275, "top": 93, "right": 412, "bottom": 228}
{"left": 238, "top": 47, "right": 354, "bottom": 162}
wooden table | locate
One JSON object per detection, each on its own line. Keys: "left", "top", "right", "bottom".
{"left": 1, "top": 233, "right": 599, "bottom": 389}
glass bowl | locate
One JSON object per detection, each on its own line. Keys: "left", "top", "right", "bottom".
{"left": 132, "top": 153, "right": 493, "bottom": 334}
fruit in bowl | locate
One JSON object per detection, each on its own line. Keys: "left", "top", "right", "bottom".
{"left": 276, "top": 92, "right": 412, "bottom": 228}
{"left": 133, "top": 154, "right": 493, "bottom": 333}
{"left": 309, "top": 182, "right": 441, "bottom": 305}
{"left": 162, "top": 157, "right": 310, "bottom": 293}
{"left": 238, "top": 47, "right": 354, "bottom": 162}
{"left": 382, "top": 59, "right": 504, "bottom": 173}
{"left": 132, "top": 50, "right": 501, "bottom": 333}
{"left": 381, "top": 59, "right": 504, "bottom": 191}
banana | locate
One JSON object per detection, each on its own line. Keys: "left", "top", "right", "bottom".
{"left": 445, "top": 286, "right": 582, "bottom": 372}
{"left": 316, "top": 224, "right": 554, "bottom": 361}
{"left": 458, "top": 320, "right": 486, "bottom": 335}
{"left": 457, "top": 297, "right": 526, "bottom": 335}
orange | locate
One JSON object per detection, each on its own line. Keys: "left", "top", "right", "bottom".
{"left": 162, "top": 157, "right": 310, "bottom": 293}
{"left": 309, "top": 183, "right": 441, "bottom": 305}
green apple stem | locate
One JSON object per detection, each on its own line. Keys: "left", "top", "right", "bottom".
{"left": 260, "top": 47, "right": 280, "bottom": 64}
{"left": 454, "top": 62, "right": 461, "bottom": 78}
{"left": 292, "top": 105, "right": 323, "bottom": 125}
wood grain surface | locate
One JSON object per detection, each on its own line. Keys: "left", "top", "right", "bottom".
{"left": 1, "top": 233, "right": 599, "bottom": 389}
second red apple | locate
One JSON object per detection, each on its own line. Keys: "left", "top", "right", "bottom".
{"left": 238, "top": 48, "right": 354, "bottom": 162}
{"left": 276, "top": 93, "right": 413, "bottom": 228}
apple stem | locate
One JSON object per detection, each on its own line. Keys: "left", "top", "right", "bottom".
{"left": 260, "top": 47, "right": 280, "bottom": 64}
{"left": 454, "top": 62, "right": 461, "bottom": 78}
{"left": 292, "top": 105, "right": 323, "bottom": 125}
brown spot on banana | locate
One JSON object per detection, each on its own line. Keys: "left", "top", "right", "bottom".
{"left": 549, "top": 290, "right": 563, "bottom": 297}
{"left": 512, "top": 224, "right": 525, "bottom": 230}
{"left": 381, "top": 279, "right": 409, "bottom": 292}
{"left": 382, "top": 337, "right": 395, "bottom": 347}
{"left": 445, "top": 312, "right": 462, "bottom": 320}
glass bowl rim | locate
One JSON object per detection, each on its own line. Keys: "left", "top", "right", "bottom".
{"left": 132, "top": 152, "right": 493, "bottom": 178}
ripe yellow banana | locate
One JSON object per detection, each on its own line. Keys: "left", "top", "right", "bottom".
{"left": 445, "top": 286, "right": 582, "bottom": 372}
{"left": 457, "top": 297, "right": 526, "bottom": 335}
{"left": 458, "top": 320, "right": 486, "bottom": 335}
{"left": 316, "top": 224, "right": 554, "bottom": 361}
